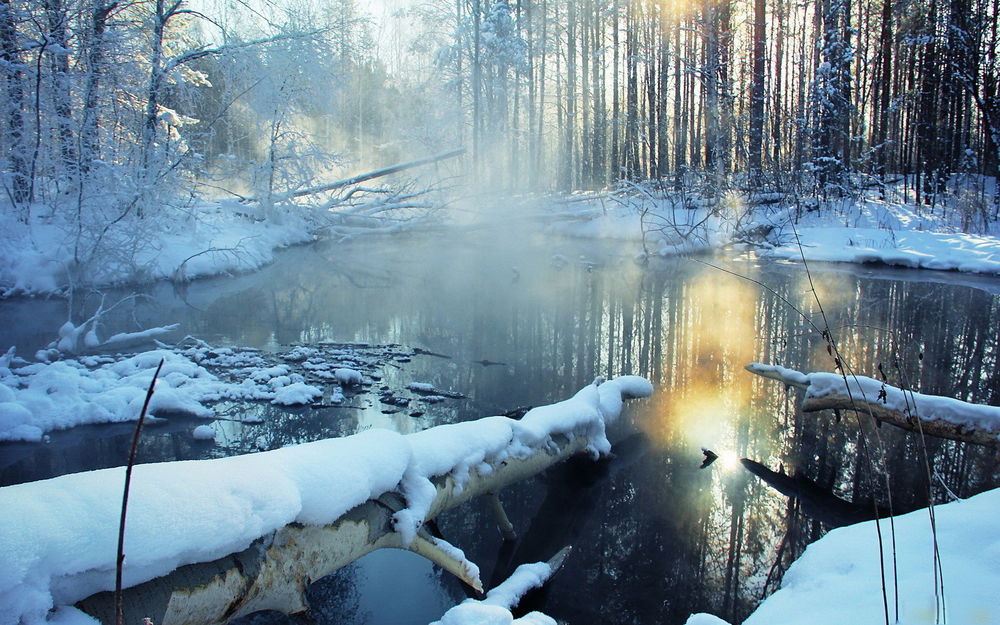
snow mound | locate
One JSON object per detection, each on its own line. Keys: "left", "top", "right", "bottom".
{"left": 271, "top": 382, "right": 323, "bottom": 406}
{"left": 687, "top": 487, "right": 1000, "bottom": 625}
{"left": 0, "top": 342, "right": 398, "bottom": 440}
{"left": 334, "top": 368, "right": 363, "bottom": 386}
{"left": 0, "top": 350, "right": 217, "bottom": 441}
{"left": 192, "top": 424, "right": 216, "bottom": 440}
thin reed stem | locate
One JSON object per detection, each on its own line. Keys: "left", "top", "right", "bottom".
{"left": 115, "top": 358, "right": 165, "bottom": 625}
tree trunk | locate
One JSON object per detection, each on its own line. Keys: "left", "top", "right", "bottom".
{"left": 0, "top": 0, "right": 29, "bottom": 206}
{"left": 749, "top": 0, "right": 767, "bottom": 174}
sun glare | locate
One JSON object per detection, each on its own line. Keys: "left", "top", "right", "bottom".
{"left": 716, "top": 450, "right": 741, "bottom": 472}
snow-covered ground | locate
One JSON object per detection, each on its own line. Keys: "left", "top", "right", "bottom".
{"left": 0, "top": 375, "right": 652, "bottom": 625}
{"left": 545, "top": 185, "right": 1000, "bottom": 276}
{"left": 759, "top": 196, "right": 1000, "bottom": 274}
{"left": 686, "top": 486, "right": 1000, "bottom": 625}
{"left": 0, "top": 200, "right": 317, "bottom": 296}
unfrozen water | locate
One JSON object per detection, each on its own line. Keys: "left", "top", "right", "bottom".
{"left": 1, "top": 228, "right": 999, "bottom": 624}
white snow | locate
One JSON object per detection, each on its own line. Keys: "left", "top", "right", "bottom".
{"left": 393, "top": 375, "right": 653, "bottom": 544}
{"left": 271, "top": 382, "right": 324, "bottom": 406}
{"left": 747, "top": 362, "right": 1000, "bottom": 438}
{"left": 0, "top": 350, "right": 217, "bottom": 442}
{"left": 0, "top": 376, "right": 652, "bottom": 625}
{"left": 752, "top": 194, "right": 1000, "bottom": 274}
{"left": 532, "top": 188, "right": 1000, "bottom": 276}
{"left": 192, "top": 424, "right": 216, "bottom": 440}
{"left": 408, "top": 382, "right": 437, "bottom": 393}
{"left": 335, "top": 368, "right": 364, "bottom": 386}
{"left": 0, "top": 201, "right": 317, "bottom": 296}
{"left": 806, "top": 371, "right": 1000, "bottom": 434}
{"left": 98, "top": 325, "right": 181, "bottom": 352}
{"left": 0, "top": 428, "right": 410, "bottom": 625}
{"left": 685, "top": 486, "right": 1000, "bottom": 625}
{"left": 766, "top": 226, "right": 1000, "bottom": 274}
{"left": 746, "top": 363, "right": 810, "bottom": 387}
{"left": 0, "top": 346, "right": 332, "bottom": 441}
{"left": 431, "top": 560, "right": 561, "bottom": 625}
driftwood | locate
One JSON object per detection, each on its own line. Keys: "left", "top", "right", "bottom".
{"left": 76, "top": 430, "right": 597, "bottom": 625}
{"left": 746, "top": 362, "right": 1000, "bottom": 450}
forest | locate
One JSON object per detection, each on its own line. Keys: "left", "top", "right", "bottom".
{"left": 3, "top": 0, "right": 1000, "bottom": 216}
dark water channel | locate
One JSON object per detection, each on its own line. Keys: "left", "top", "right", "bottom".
{"left": 2, "top": 228, "right": 999, "bottom": 624}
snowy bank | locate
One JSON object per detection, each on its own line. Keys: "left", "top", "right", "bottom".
{"left": 685, "top": 486, "right": 1000, "bottom": 625}
{"left": 0, "top": 202, "right": 316, "bottom": 296}
{"left": 538, "top": 189, "right": 1000, "bottom": 277}
{"left": 0, "top": 376, "right": 652, "bottom": 625}
{"left": 756, "top": 196, "right": 1000, "bottom": 275}
{"left": 765, "top": 226, "right": 1000, "bottom": 275}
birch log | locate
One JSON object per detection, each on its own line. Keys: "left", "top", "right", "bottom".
{"left": 746, "top": 362, "right": 1000, "bottom": 449}
{"left": 72, "top": 379, "right": 657, "bottom": 625}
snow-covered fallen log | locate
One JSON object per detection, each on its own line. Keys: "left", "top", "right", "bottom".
{"left": 0, "top": 376, "right": 652, "bottom": 625}
{"left": 278, "top": 148, "right": 465, "bottom": 201}
{"left": 746, "top": 363, "right": 1000, "bottom": 449}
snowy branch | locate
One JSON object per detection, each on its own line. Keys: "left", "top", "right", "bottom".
{"left": 746, "top": 362, "right": 1000, "bottom": 449}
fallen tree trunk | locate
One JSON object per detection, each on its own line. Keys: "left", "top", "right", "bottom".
{"left": 33, "top": 376, "right": 650, "bottom": 625}
{"left": 273, "top": 148, "right": 465, "bottom": 202}
{"left": 746, "top": 362, "right": 1000, "bottom": 450}
{"left": 78, "top": 436, "right": 588, "bottom": 624}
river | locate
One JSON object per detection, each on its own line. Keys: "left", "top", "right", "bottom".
{"left": 1, "top": 228, "right": 998, "bottom": 624}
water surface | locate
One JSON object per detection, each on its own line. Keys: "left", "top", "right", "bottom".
{"left": 1, "top": 228, "right": 998, "bottom": 624}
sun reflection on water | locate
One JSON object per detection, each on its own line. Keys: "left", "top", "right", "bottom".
{"left": 640, "top": 267, "right": 758, "bottom": 455}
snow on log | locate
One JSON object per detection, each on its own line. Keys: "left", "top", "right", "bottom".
{"left": 266, "top": 148, "right": 465, "bottom": 202}
{"left": 746, "top": 363, "right": 1000, "bottom": 449}
{"left": 0, "top": 376, "right": 652, "bottom": 625}
{"left": 430, "top": 547, "right": 572, "bottom": 625}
